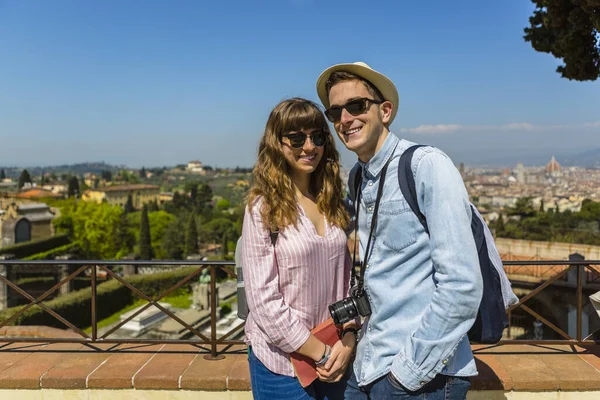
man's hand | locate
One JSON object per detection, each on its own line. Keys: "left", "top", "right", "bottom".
{"left": 316, "top": 333, "right": 356, "bottom": 383}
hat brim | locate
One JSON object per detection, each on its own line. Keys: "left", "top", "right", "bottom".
{"left": 316, "top": 63, "right": 399, "bottom": 125}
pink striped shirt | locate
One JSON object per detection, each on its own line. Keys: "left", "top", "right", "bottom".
{"left": 241, "top": 198, "right": 352, "bottom": 377}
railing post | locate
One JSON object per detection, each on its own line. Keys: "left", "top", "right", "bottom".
{"left": 91, "top": 264, "right": 97, "bottom": 342}
{"left": 204, "top": 265, "right": 225, "bottom": 360}
{"left": 0, "top": 254, "right": 15, "bottom": 311}
{"left": 569, "top": 253, "right": 585, "bottom": 343}
{"left": 56, "top": 254, "right": 76, "bottom": 296}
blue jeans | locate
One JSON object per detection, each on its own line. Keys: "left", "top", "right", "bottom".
{"left": 248, "top": 347, "right": 349, "bottom": 400}
{"left": 344, "top": 368, "right": 471, "bottom": 400}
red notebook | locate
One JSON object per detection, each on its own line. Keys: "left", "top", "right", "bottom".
{"left": 290, "top": 318, "right": 341, "bottom": 387}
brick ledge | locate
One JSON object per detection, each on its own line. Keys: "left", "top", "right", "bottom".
{"left": 0, "top": 342, "right": 599, "bottom": 391}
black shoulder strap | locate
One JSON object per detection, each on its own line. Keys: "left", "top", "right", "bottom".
{"left": 398, "top": 145, "right": 430, "bottom": 235}
{"left": 270, "top": 229, "right": 279, "bottom": 246}
{"left": 348, "top": 164, "right": 362, "bottom": 203}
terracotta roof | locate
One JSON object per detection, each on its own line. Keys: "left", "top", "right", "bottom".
{"left": 15, "top": 188, "right": 63, "bottom": 199}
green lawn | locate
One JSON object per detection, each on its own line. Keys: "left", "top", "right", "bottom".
{"left": 83, "top": 288, "right": 192, "bottom": 334}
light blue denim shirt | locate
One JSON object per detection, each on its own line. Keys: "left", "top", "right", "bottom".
{"left": 348, "top": 132, "right": 483, "bottom": 391}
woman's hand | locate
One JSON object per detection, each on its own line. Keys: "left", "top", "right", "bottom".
{"left": 315, "top": 333, "right": 356, "bottom": 383}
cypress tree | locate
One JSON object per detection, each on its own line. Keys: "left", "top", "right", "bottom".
{"left": 185, "top": 214, "right": 199, "bottom": 258}
{"left": 221, "top": 232, "right": 228, "bottom": 257}
{"left": 114, "top": 212, "right": 135, "bottom": 256}
{"left": 124, "top": 193, "right": 135, "bottom": 213}
{"left": 139, "top": 205, "right": 154, "bottom": 260}
{"left": 18, "top": 169, "right": 32, "bottom": 189}
{"left": 67, "top": 176, "right": 80, "bottom": 198}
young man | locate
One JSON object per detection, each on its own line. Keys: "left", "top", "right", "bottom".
{"left": 315, "top": 62, "right": 484, "bottom": 399}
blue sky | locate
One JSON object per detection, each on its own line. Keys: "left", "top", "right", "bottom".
{"left": 1, "top": 0, "right": 598, "bottom": 169}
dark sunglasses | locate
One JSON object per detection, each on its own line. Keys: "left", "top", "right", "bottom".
{"left": 281, "top": 130, "right": 328, "bottom": 148}
{"left": 324, "top": 98, "right": 383, "bottom": 123}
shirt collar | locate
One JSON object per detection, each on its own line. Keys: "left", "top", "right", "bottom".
{"left": 358, "top": 132, "right": 400, "bottom": 179}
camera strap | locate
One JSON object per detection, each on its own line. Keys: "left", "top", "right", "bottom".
{"left": 352, "top": 144, "right": 397, "bottom": 291}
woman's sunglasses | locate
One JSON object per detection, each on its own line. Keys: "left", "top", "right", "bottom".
{"left": 282, "top": 130, "right": 328, "bottom": 149}
{"left": 324, "top": 98, "right": 383, "bottom": 123}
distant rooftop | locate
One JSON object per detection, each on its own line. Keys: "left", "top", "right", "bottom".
{"left": 15, "top": 188, "right": 63, "bottom": 199}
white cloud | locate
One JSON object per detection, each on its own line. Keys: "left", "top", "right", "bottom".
{"left": 398, "top": 121, "right": 599, "bottom": 135}
{"left": 502, "top": 122, "right": 535, "bottom": 131}
{"left": 399, "top": 124, "right": 462, "bottom": 135}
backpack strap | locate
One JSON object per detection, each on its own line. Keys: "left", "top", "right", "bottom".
{"left": 348, "top": 164, "right": 363, "bottom": 203}
{"left": 398, "top": 144, "right": 430, "bottom": 235}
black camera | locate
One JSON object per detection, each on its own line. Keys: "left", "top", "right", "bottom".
{"left": 328, "top": 286, "right": 371, "bottom": 326}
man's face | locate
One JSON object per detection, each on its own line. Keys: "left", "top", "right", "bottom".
{"left": 327, "top": 80, "right": 391, "bottom": 162}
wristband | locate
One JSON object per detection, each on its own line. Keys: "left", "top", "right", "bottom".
{"left": 342, "top": 327, "right": 359, "bottom": 338}
{"left": 314, "top": 344, "right": 331, "bottom": 366}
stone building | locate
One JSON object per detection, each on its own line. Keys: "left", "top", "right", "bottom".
{"left": 81, "top": 184, "right": 160, "bottom": 209}
{"left": 0, "top": 202, "right": 55, "bottom": 248}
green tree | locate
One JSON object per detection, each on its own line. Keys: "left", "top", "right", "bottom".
{"left": 185, "top": 214, "right": 199, "bottom": 258}
{"left": 216, "top": 198, "right": 231, "bottom": 211}
{"left": 18, "top": 169, "right": 32, "bottom": 189}
{"left": 539, "top": 199, "right": 545, "bottom": 212}
{"left": 163, "top": 217, "right": 186, "bottom": 259}
{"left": 197, "top": 184, "right": 213, "bottom": 211}
{"left": 148, "top": 211, "right": 175, "bottom": 259}
{"left": 508, "top": 197, "right": 536, "bottom": 219}
{"left": 139, "top": 167, "right": 146, "bottom": 178}
{"left": 495, "top": 214, "right": 505, "bottom": 236}
{"left": 0, "top": 169, "right": 5, "bottom": 180}
{"left": 147, "top": 199, "right": 159, "bottom": 212}
{"left": 200, "top": 217, "right": 234, "bottom": 245}
{"left": 67, "top": 176, "right": 80, "bottom": 198}
{"left": 524, "top": 0, "right": 600, "bottom": 81}
{"left": 114, "top": 212, "right": 136, "bottom": 258}
{"left": 124, "top": 193, "right": 135, "bottom": 213}
{"left": 221, "top": 232, "right": 229, "bottom": 257}
{"left": 79, "top": 176, "right": 89, "bottom": 192}
{"left": 53, "top": 200, "right": 122, "bottom": 259}
{"left": 101, "top": 170, "right": 112, "bottom": 181}
{"left": 139, "top": 205, "right": 154, "bottom": 260}
{"left": 187, "top": 183, "right": 199, "bottom": 209}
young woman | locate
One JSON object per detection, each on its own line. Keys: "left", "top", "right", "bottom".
{"left": 241, "top": 98, "right": 357, "bottom": 399}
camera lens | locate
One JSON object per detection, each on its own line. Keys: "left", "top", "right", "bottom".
{"left": 328, "top": 297, "right": 358, "bottom": 326}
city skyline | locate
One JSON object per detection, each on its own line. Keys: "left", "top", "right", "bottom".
{"left": 1, "top": 1, "right": 599, "bottom": 169}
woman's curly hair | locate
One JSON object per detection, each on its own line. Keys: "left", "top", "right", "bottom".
{"left": 247, "top": 98, "right": 349, "bottom": 232}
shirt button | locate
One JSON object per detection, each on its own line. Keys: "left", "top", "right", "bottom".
{"left": 368, "top": 182, "right": 373, "bottom": 186}
{"left": 420, "top": 381, "right": 425, "bottom": 386}
{"left": 365, "top": 264, "right": 370, "bottom": 269}
{"left": 368, "top": 206, "right": 373, "bottom": 212}
{"left": 442, "top": 359, "right": 448, "bottom": 365}
{"left": 368, "top": 327, "right": 372, "bottom": 332}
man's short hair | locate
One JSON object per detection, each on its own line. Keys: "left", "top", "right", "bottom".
{"left": 325, "top": 71, "right": 385, "bottom": 102}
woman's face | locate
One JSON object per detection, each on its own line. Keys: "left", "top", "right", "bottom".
{"left": 280, "top": 128, "right": 326, "bottom": 178}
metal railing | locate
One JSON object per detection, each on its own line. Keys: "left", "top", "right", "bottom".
{"left": 500, "top": 256, "right": 600, "bottom": 345}
{"left": 0, "top": 257, "right": 598, "bottom": 358}
{"left": 0, "top": 260, "right": 240, "bottom": 360}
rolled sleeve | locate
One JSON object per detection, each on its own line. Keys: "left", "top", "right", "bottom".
{"left": 241, "top": 202, "right": 311, "bottom": 353}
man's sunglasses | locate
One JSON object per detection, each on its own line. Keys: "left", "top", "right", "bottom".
{"left": 324, "top": 98, "right": 383, "bottom": 123}
{"left": 281, "top": 130, "right": 328, "bottom": 148}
